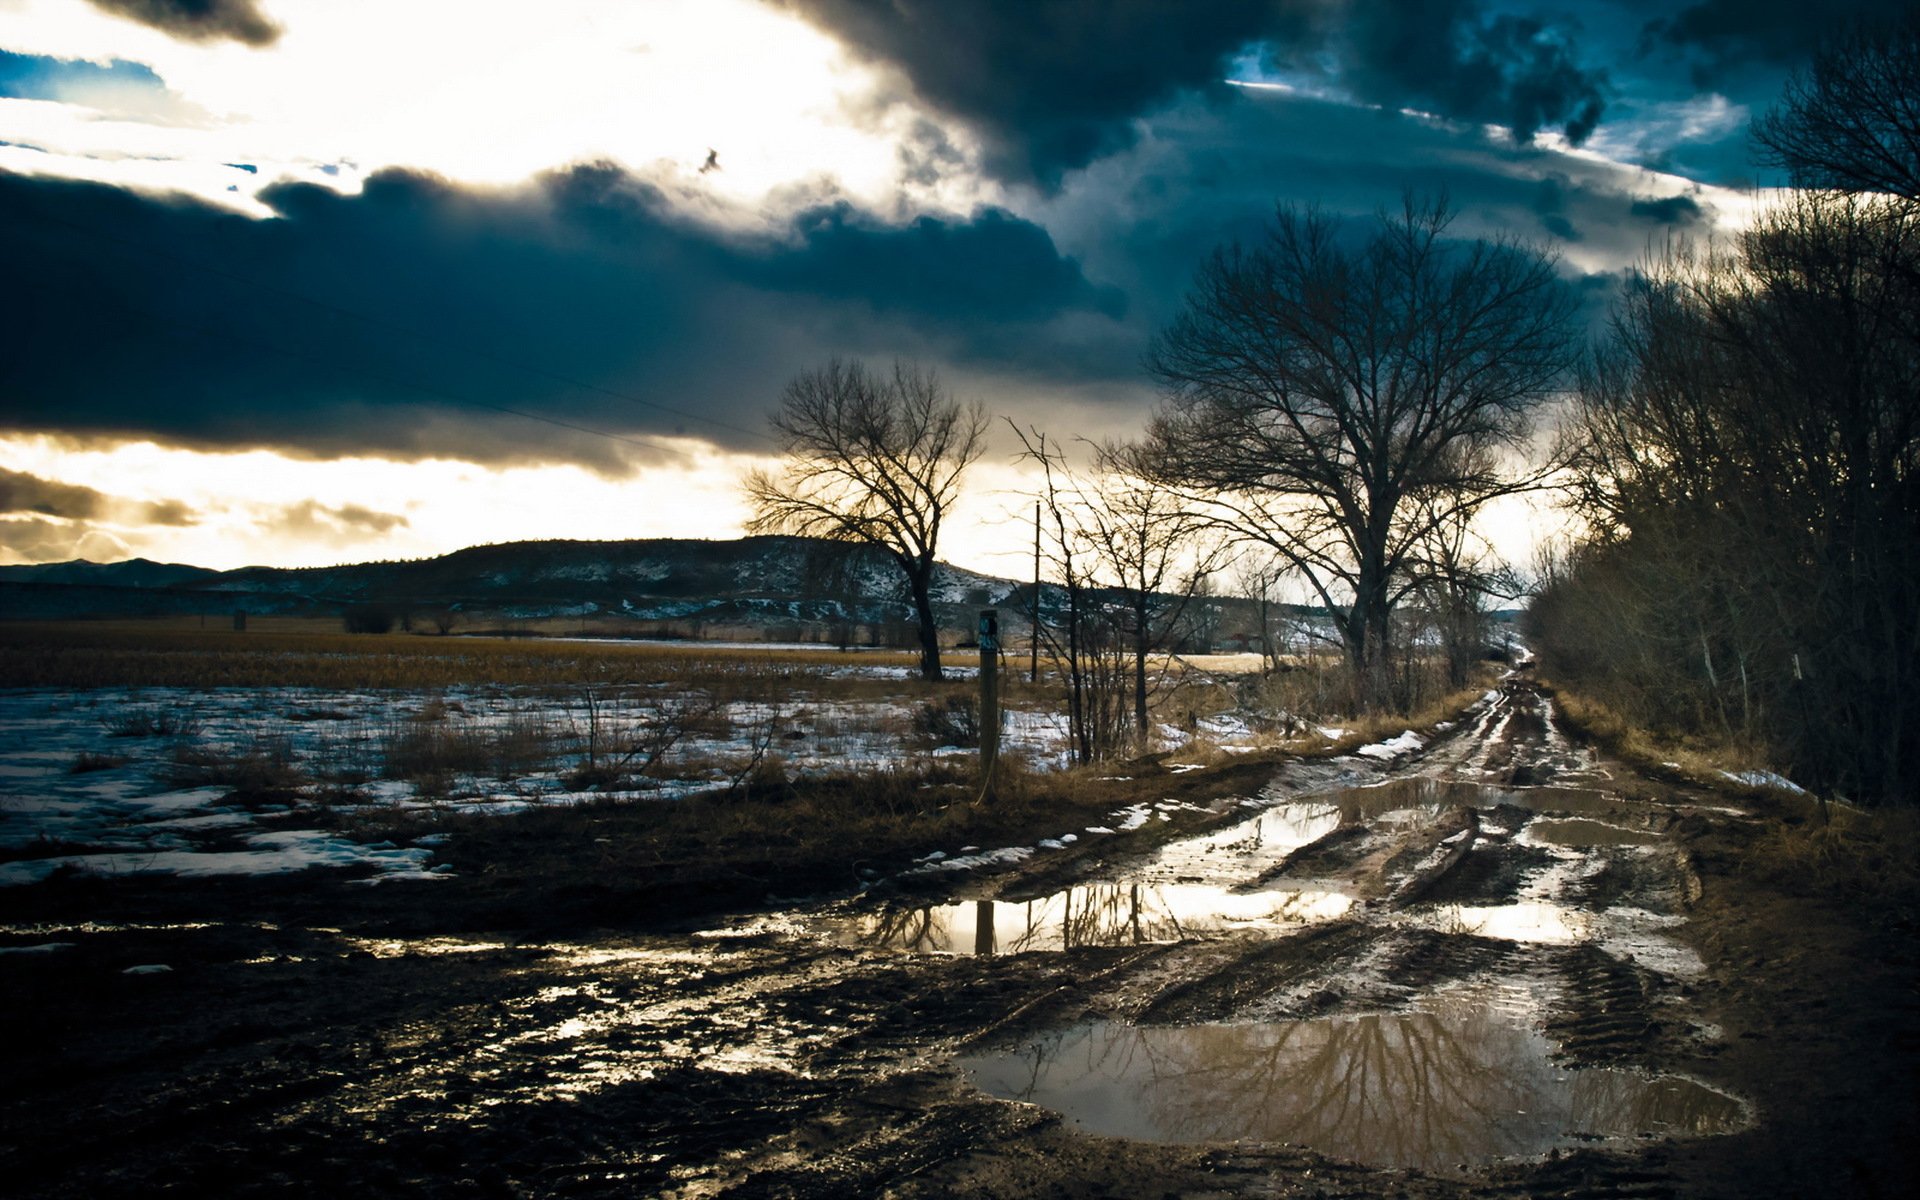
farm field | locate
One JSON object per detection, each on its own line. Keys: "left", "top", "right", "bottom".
{"left": 0, "top": 626, "right": 1914, "bottom": 1198}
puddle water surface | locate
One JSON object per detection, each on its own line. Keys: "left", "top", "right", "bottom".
{"left": 827, "top": 883, "right": 1353, "bottom": 954}
{"left": 1522, "top": 818, "right": 1664, "bottom": 847}
{"left": 960, "top": 984, "right": 1744, "bottom": 1171}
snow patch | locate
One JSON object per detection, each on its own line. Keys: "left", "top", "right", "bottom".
{"left": 1355, "top": 730, "right": 1424, "bottom": 760}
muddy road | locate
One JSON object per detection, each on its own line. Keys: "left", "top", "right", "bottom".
{"left": 3, "top": 681, "right": 1915, "bottom": 1198}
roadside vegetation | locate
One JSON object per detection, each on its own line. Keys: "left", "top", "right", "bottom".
{"left": 1531, "top": 17, "right": 1920, "bottom": 807}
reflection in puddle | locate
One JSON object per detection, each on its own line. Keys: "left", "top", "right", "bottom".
{"left": 1422, "top": 902, "right": 1593, "bottom": 943}
{"left": 1522, "top": 818, "right": 1663, "bottom": 847}
{"left": 1318, "top": 777, "right": 1633, "bottom": 821}
{"left": 961, "top": 986, "right": 1744, "bottom": 1171}
{"left": 829, "top": 884, "right": 1353, "bottom": 954}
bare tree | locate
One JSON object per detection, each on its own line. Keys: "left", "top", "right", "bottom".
{"left": 744, "top": 358, "right": 988, "bottom": 682}
{"left": 1753, "top": 13, "right": 1920, "bottom": 201}
{"left": 1089, "top": 443, "right": 1223, "bottom": 738}
{"left": 1141, "top": 194, "right": 1576, "bottom": 711}
{"left": 1012, "top": 429, "right": 1218, "bottom": 759}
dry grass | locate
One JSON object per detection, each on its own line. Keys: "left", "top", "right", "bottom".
{"left": 1542, "top": 678, "right": 1779, "bottom": 787}
{"left": 1736, "top": 797, "right": 1920, "bottom": 909}
{"left": 0, "top": 621, "right": 922, "bottom": 691}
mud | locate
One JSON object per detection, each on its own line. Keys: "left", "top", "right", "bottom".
{"left": 2, "top": 678, "right": 1915, "bottom": 1198}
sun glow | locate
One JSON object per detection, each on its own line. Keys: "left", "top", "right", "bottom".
{"left": 0, "top": 434, "right": 766, "bottom": 570}
{"left": 0, "top": 0, "right": 953, "bottom": 216}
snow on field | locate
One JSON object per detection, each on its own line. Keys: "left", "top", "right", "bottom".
{"left": 0, "top": 683, "right": 1099, "bottom": 887}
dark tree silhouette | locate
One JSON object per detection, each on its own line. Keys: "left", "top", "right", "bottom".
{"left": 744, "top": 359, "right": 987, "bottom": 682}
{"left": 1141, "top": 195, "right": 1576, "bottom": 711}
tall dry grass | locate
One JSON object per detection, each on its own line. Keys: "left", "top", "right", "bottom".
{"left": 0, "top": 622, "right": 922, "bottom": 691}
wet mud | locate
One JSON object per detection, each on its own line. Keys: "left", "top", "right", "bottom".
{"left": 2, "top": 679, "right": 1915, "bottom": 1198}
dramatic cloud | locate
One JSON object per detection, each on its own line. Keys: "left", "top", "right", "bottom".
{"left": 1336, "top": 0, "right": 1607, "bottom": 143}
{"left": 1628, "top": 193, "right": 1706, "bottom": 226}
{"left": 780, "top": 2, "right": 1614, "bottom": 186}
{"left": 0, "top": 516, "right": 131, "bottom": 563}
{"left": 0, "top": 466, "right": 196, "bottom": 526}
{"left": 84, "top": 0, "right": 280, "bottom": 48}
{"left": 1027, "top": 87, "right": 1729, "bottom": 342}
{"left": 0, "top": 164, "right": 1130, "bottom": 469}
{"left": 1639, "top": 0, "right": 1912, "bottom": 82}
{"left": 0, "top": 467, "right": 113, "bottom": 520}
{"left": 776, "top": 0, "right": 1324, "bottom": 186}
{"left": 266, "top": 500, "right": 410, "bottom": 544}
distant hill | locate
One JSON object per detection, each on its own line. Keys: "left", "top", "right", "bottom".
{"left": 0, "top": 557, "right": 222, "bottom": 590}
{"left": 0, "top": 537, "right": 1025, "bottom": 640}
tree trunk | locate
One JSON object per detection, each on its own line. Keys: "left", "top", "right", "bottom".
{"left": 1133, "top": 598, "right": 1151, "bottom": 739}
{"left": 910, "top": 568, "right": 943, "bottom": 682}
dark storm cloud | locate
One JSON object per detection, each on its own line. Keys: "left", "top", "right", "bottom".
{"left": 755, "top": 203, "right": 1126, "bottom": 320}
{"left": 1031, "top": 88, "right": 1713, "bottom": 343}
{"left": 0, "top": 164, "right": 1128, "bottom": 468}
{"left": 775, "top": 0, "right": 1324, "bottom": 186}
{"left": 1336, "top": 0, "right": 1607, "bottom": 143}
{"left": 777, "top": 2, "right": 1611, "bottom": 186}
{"left": 1639, "top": 0, "right": 1912, "bottom": 82}
{"left": 1628, "top": 193, "right": 1705, "bottom": 226}
{"left": 85, "top": 0, "right": 280, "bottom": 48}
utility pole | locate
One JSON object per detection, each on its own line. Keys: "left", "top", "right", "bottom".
{"left": 1030, "top": 499, "right": 1040, "bottom": 684}
{"left": 978, "top": 608, "right": 1000, "bottom": 798}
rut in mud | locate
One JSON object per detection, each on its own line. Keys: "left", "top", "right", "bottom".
{"left": 1, "top": 680, "right": 1909, "bottom": 1198}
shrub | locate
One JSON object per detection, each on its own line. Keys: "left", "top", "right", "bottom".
{"left": 342, "top": 604, "right": 397, "bottom": 634}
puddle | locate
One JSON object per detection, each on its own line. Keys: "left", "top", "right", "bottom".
{"left": 1417, "top": 902, "right": 1595, "bottom": 943}
{"left": 961, "top": 984, "right": 1744, "bottom": 1171}
{"left": 1316, "top": 777, "right": 1635, "bottom": 821}
{"left": 1521, "top": 818, "right": 1663, "bottom": 847}
{"left": 825, "top": 883, "right": 1353, "bottom": 954}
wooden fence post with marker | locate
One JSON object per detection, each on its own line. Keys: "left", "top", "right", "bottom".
{"left": 977, "top": 608, "right": 999, "bottom": 800}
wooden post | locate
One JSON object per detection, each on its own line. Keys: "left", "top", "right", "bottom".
{"left": 978, "top": 609, "right": 1000, "bottom": 792}
{"left": 973, "top": 899, "right": 996, "bottom": 956}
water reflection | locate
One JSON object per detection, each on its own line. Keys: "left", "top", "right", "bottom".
{"left": 1317, "top": 777, "right": 1632, "bottom": 821}
{"left": 1522, "top": 818, "right": 1662, "bottom": 847}
{"left": 836, "top": 883, "right": 1354, "bottom": 955}
{"left": 960, "top": 986, "right": 1743, "bottom": 1170}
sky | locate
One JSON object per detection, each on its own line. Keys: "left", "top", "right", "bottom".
{"left": 0, "top": 0, "right": 1902, "bottom": 581}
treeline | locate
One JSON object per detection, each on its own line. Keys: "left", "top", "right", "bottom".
{"left": 1531, "top": 18, "right": 1920, "bottom": 804}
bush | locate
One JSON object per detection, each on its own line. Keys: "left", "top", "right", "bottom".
{"left": 342, "top": 604, "right": 397, "bottom": 634}
{"left": 912, "top": 692, "right": 986, "bottom": 748}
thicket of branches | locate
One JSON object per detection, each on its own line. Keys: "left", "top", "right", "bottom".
{"left": 1016, "top": 429, "right": 1216, "bottom": 764}
{"left": 1534, "top": 192, "right": 1920, "bottom": 803}
{"left": 1532, "top": 18, "right": 1920, "bottom": 803}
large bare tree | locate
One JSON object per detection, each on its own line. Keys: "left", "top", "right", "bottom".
{"left": 1141, "top": 195, "right": 1576, "bottom": 710}
{"left": 744, "top": 358, "right": 987, "bottom": 682}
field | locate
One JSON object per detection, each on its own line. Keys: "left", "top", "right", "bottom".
{"left": 1, "top": 622, "right": 1915, "bottom": 1198}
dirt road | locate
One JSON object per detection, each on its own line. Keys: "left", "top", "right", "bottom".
{"left": 3, "top": 681, "right": 1914, "bottom": 1197}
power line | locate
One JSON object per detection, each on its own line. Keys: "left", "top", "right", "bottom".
{"left": 5, "top": 195, "right": 777, "bottom": 447}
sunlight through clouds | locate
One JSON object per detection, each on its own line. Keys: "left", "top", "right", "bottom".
{"left": 0, "top": 435, "right": 767, "bottom": 568}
